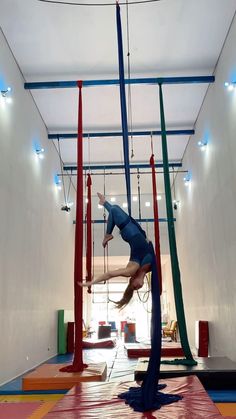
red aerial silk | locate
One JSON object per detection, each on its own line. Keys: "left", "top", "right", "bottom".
{"left": 60, "top": 81, "right": 87, "bottom": 372}
{"left": 86, "top": 174, "right": 92, "bottom": 294}
{"left": 150, "top": 154, "right": 162, "bottom": 295}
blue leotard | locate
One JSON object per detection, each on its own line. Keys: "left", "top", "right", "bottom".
{"left": 104, "top": 202, "right": 153, "bottom": 267}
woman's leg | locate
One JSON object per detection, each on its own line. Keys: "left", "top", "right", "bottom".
{"left": 108, "top": 261, "right": 139, "bottom": 278}
{"left": 79, "top": 261, "right": 140, "bottom": 287}
{"left": 97, "top": 193, "right": 130, "bottom": 246}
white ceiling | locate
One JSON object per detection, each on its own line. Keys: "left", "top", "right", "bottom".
{"left": 1, "top": 0, "right": 236, "bottom": 196}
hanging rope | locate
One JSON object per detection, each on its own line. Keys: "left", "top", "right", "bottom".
{"left": 39, "top": 0, "right": 163, "bottom": 7}
{"left": 57, "top": 136, "right": 67, "bottom": 205}
{"left": 60, "top": 80, "right": 87, "bottom": 373}
{"left": 137, "top": 169, "right": 142, "bottom": 220}
{"left": 86, "top": 174, "right": 92, "bottom": 294}
{"left": 116, "top": 2, "right": 132, "bottom": 216}
{"left": 158, "top": 83, "right": 196, "bottom": 365}
{"left": 150, "top": 152, "right": 162, "bottom": 295}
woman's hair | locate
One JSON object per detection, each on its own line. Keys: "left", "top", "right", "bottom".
{"left": 113, "top": 282, "right": 134, "bottom": 310}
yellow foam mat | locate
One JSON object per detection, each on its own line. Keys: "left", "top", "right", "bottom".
{"left": 215, "top": 403, "right": 236, "bottom": 416}
{"left": 0, "top": 394, "right": 63, "bottom": 403}
{"left": 28, "top": 401, "right": 58, "bottom": 418}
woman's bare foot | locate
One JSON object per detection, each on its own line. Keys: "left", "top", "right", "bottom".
{"left": 102, "top": 234, "right": 113, "bottom": 247}
{"left": 97, "top": 192, "right": 106, "bottom": 206}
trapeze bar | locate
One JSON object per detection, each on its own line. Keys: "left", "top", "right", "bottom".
{"left": 24, "top": 76, "right": 215, "bottom": 90}
{"left": 74, "top": 218, "right": 176, "bottom": 224}
{"left": 64, "top": 162, "right": 182, "bottom": 171}
{"left": 48, "top": 129, "right": 194, "bottom": 139}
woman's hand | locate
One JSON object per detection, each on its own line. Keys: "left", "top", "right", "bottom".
{"left": 78, "top": 281, "right": 92, "bottom": 287}
{"left": 102, "top": 234, "right": 113, "bottom": 248}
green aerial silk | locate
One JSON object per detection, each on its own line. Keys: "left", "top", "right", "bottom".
{"left": 159, "top": 84, "right": 197, "bottom": 365}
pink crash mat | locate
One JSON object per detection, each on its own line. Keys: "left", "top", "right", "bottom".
{"left": 45, "top": 375, "right": 225, "bottom": 418}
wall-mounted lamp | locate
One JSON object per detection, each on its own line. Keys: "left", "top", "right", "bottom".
{"left": 54, "top": 174, "right": 62, "bottom": 190}
{"left": 1, "top": 86, "right": 12, "bottom": 104}
{"left": 197, "top": 138, "right": 208, "bottom": 151}
{"left": 56, "top": 180, "right": 62, "bottom": 190}
{"left": 183, "top": 172, "right": 191, "bottom": 186}
{"left": 224, "top": 81, "right": 236, "bottom": 92}
{"left": 35, "top": 147, "right": 45, "bottom": 159}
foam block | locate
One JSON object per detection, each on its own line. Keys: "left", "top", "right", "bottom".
{"left": 22, "top": 363, "right": 107, "bottom": 391}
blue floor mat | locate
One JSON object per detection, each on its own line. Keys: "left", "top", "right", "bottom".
{"left": 207, "top": 390, "right": 236, "bottom": 402}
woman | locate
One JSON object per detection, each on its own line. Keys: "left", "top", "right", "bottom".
{"left": 80, "top": 192, "right": 153, "bottom": 309}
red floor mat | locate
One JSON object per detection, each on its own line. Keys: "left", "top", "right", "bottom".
{"left": 45, "top": 375, "right": 223, "bottom": 418}
{"left": 0, "top": 402, "right": 42, "bottom": 419}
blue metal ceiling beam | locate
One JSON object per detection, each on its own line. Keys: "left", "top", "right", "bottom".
{"left": 74, "top": 218, "right": 176, "bottom": 224}
{"left": 25, "top": 76, "right": 214, "bottom": 90}
{"left": 48, "top": 129, "right": 194, "bottom": 140}
{"left": 64, "top": 162, "right": 182, "bottom": 171}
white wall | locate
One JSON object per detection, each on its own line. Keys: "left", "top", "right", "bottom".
{"left": 174, "top": 14, "right": 236, "bottom": 360}
{"left": 0, "top": 29, "right": 74, "bottom": 384}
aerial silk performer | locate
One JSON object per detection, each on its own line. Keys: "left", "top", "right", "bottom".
{"left": 113, "top": 3, "right": 183, "bottom": 410}
{"left": 81, "top": 192, "right": 182, "bottom": 411}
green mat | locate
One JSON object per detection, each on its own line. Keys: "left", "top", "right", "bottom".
{"left": 57, "top": 310, "right": 74, "bottom": 354}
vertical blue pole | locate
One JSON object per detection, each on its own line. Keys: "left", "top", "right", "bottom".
{"left": 116, "top": 3, "right": 132, "bottom": 215}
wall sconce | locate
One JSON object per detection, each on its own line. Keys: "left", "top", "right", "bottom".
{"left": 56, "top": 180, "right": 62, "bottom": 190}
{"left": 35, "top": 147, "right": 45, "bottom": 159}
{"left": 183, "top": 172, "right": 191, "bottom": 186}
{"left": 197, "top": 138, "right": 208, "bottom": 151}
{"left": 54, "top": 174, "right": 62, "bottom": 190}
{"left": 1, "top": 86, "right": 12, "bottom": 104}
{"left": 224, "top": 81, "right": 236, "bottom": 92}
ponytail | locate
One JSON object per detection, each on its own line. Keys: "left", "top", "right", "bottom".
{"left": 114, "top": 283, "right": 134, "bottom": 310}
